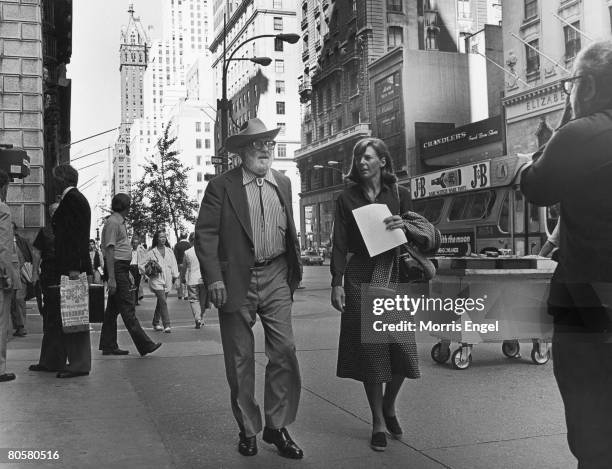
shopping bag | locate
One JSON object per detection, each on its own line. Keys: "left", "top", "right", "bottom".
{"left": 48, "top": 282, "right": 106, "bottom": 324}
{"left": 59, "top": 273, "right": 90, "bottom": 333}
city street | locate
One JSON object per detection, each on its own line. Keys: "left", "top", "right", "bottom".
{"left": 1, "top": 265, "right": 574, "bottom": 469}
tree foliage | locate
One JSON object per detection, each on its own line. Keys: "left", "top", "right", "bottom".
{"left": 128, "top": 121, "right": 199, "bottom": 241}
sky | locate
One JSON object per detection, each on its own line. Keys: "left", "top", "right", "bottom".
{"left": 67, "top": 0, "right": 162, "bottom": 203}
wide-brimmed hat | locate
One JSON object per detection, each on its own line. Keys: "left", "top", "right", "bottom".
{"left": 225, "top": 118, "right": 281, "bottom": 152}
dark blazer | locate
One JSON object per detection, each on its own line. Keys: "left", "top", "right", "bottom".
{"left": 53, "top": 187, "right": 93, "bottom": 280}
{"left": 195, "top": 166, "right": 302, "bottom": 312}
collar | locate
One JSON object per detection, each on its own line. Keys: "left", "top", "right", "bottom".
{"left": 110, "top": 211, "right": 126, "bottom": 223}
{"left": 61, "top": 186, "right": 76, "bottom": 200}
{"left": 242, "top": 166, "right": 277, "bottom": 187}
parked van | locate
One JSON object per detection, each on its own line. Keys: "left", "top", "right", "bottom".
{"left": 407, "top": 155, "right": 554, "bottom": 256}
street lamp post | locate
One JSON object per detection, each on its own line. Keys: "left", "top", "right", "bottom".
{"left": 218, "top": 32, "right": 300, "bottom": 173}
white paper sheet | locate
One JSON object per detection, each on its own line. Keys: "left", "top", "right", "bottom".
{"left": 352, "top": 204, "right": 407, "bottom": 257}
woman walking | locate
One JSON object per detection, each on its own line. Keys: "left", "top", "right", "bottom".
{"left": 330, "top": 137, "right": 438, "bottom": 451}
{"left": 141, "top": 230, "right": 178, "bottom": 333}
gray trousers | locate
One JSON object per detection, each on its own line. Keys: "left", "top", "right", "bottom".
{"left": 219, "top": 256, "right": 301, "bottom": 437}
{"left": 0, "top": 289, "right": 11, "bottom": 374}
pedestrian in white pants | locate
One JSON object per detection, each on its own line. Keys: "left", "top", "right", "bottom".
{"left": 181, "top": 233, "right": 209, "bottom": 328}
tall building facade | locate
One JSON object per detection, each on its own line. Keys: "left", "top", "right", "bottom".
{"left": 501, "top": 0, "right": 611, "bottom": 156}
{"left": 296, "top": 0, "right": 502, "bottom": 249}
{"left": 0, "top": 0, "right": 71, "bottom": 239}
{"left": 113, "top": 5, "right": 149, "bottom": 195}
{"left": 130, "top": 0, "right": 215, "bottom": 197}
{"left": 209, "top": 0, "right": 302, "bottom": 228}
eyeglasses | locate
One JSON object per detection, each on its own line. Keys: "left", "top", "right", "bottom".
{"left": 251, "top": 140, "right": 276, "bottom": 151}
{"left": 561, "top": 75, "right": 583, "bottom": 96}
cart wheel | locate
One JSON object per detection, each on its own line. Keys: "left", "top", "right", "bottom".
{"left": 431, "top": 343, "right": 451, "bottom": 364}
{"left": 531, "top": 346, "right": 550, "bottom": 365}
{"left": 501, "top": 340, "right": 520, "bottom": 358}
{"left": 451, "top": 347, "right": 472, "bottom": 370}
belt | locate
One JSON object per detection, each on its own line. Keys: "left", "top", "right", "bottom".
{"left": 253, "top": 254, "right": 284, "bottom": 268}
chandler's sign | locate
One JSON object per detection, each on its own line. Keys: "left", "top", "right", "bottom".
{"left": 420, "top": 116, "right": 502, "bottom": 160}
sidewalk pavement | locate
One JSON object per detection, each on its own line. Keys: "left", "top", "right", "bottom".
{"left": 0, "top": 268, "right": 576, "bottom": 469}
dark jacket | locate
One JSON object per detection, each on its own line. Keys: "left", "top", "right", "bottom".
{"left": 52, "top": 187, "right": 93, "bottom": 281}
{"left": 195, "top": 166, "right": 301, "bottom": 312}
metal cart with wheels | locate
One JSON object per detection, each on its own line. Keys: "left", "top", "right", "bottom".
{"left": 426, "top": 257, "right": 555, "bottom": 370}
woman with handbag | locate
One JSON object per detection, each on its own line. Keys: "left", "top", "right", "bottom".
{"left": 140, "top": 230, "right": 178, "bottom": 333}
{"left": 330, "top": 137, "right": 439, "bottom": 452}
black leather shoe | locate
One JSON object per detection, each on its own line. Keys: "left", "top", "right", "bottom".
{"left": 238, "top": 432, "right": 257, "bottom": 456}
{"left": 140, "top": 342, "right": 162, "bottom": 357}
{"left": 370, "top": 432, "right": 387, "bottom": 452}
{"left": 13, "top": 328, "right": 27, "bottom": 337}
{"left": 383, "top": 414, "right": 403, "bottom": 439}
{"left": 0, "top": 373, "right": 16, "bottom": 382}
{"left": 56, "top": 371, "right": 89, "bottom": 379}
{"left": 262, "top": 427, "right": 304, "bottom": 459}
{"left": 102, "top": 349, "right": 129, "bottom": 356}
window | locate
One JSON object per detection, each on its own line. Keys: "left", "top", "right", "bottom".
{"left": 448, "top": 191, "right": 496, "bottom": 221}
{"left": 275, "top": 38, "right": 284, "bottom": 51}
{"left": 352, "top": 110, "right": 360, "bottom": 124}
{"left": 195, "top": 121, "right": 201, "bottom": 132}
{"left": 426, "top": 26, "right": 439, "bottom": 50}
{"left": 326, "top": 88, "right": 332, "bottom": 108}
{"left": 196, "top": 155, "right": 202, "bottom": 165}
{"left": 277, "top": 143, "right": 287, "bottom": 158}
{"left": 197, "top": 172, "right": 203, "bottom": 182}
{"left": 458, "top": 0, "right": 470, "bottom": 19}
{"left": 412, "top": 198, "right": 444, "bottom": 224}
{"left": 388, "top": 26, "right": 403, "bottom": 49}
{"left": 204, "top": 122, "right": 210, "bottom": 132}
{"left": 205, "top": 139, "right": 211, "bottom": 149}
{"left": 387, "top": 0, "right": 402, "bottom": 12}
{"left": 276, "top": 80, "right": 285, "bottom": 93}
{"left": 306, "top": 131, "right": 313, "bottom": 144}
{"left": 564, "top": 22, "right": 581, "bottom": 60}
{"left": 524, "top": 0, "right": 537, "bottom": 20}
{"left": 277, "top": 122, "right": 286, "bottom": 135}
{"left": 196, "top": 138, "right": 202, "bottom": 149}
{"left": 337, "top": 116, "right": 343, "bottom": 131}
{"left": 318, "top": 125, "right": 325, "bottom": 138}
{"left": 275, "top": 59, "right": 285, "bottom": 73}
{"left": 273, "top": 0, "right": 282, "bottom": 7}
{"left": 276, "top": 101, "right": 286, "bottom": 114}
{"left": 274, "top": 17, "right": 283, "bottom": 31}
{"left": 526, "top": 39, "right": 540, "bottom": 76}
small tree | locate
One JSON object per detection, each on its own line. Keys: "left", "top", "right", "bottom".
{"left": 128, "top": 178, "right": 156, "bottom": 239}
{"left": 129, "top": 121, "right": 199, "bottom": 241}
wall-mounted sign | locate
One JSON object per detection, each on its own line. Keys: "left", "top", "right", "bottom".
{"left": 410, "top": 160, "right": 491, "bottom": 199}
{"left": 504, "top": 85, "right": 564, "bottom": 124}
{"left": 419, "top": 116, "right": 502, "bottom": 160}
{"left": 374, "top": 71, "right": 402, "bottom": 138}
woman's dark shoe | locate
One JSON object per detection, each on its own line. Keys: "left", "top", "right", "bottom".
{"left": 383, "top": 414, "right": 403, "bottom": 439}
{"left": 370, "top": 432, "right": 387, "bottom": 451}
{"left": 238, "top": 432, "right": 257, "bottom": 456}
{"left": 0, "top": 373, "right": 16, "bottom": 382}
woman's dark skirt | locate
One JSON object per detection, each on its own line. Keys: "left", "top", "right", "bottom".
{"left": 337, "top": 255, "right": 420, "bottom": 383}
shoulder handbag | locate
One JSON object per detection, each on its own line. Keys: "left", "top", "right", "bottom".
{"left": 144, "top": 250, "right": 163, "bottom": 277}
{"left": 393, "top": 184, "right": 439, "bottom": 283}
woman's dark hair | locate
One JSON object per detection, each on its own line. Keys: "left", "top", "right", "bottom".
{"left": 346, "top": 137, "right": 397, "bottom": 185}
{"left": 150, "top": 229, "right": 170, "bottom": 249}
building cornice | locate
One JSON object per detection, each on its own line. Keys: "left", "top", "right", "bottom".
{"left": 502, "top": 80, "right": 562, "bottom": 106}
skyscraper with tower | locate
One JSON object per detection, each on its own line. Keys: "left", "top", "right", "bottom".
{"left": 113, "top": 4, "right": 150, "bottom": 195}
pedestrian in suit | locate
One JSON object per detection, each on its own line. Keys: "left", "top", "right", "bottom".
{"left": 50, "top": 164, "right": 93, "bottom": 378}
{"left": 29, "top": 202, "right": 66, "bottom": 372}
{"left": 195, "top": 118, "right": 303, "bottom": 459}
{"left": 0, "top": 169, "right": 20, "bottom": 382}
